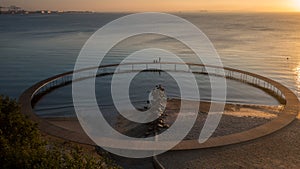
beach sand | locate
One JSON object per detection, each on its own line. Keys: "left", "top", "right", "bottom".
{"left": 46, "top": 100, "right": 281, "bottom": 139}
{"left": 44, "top": 99, "right": 298, "bottom": 168}
{"left": 157, "top": 119, "right": 300, "bottom": 169}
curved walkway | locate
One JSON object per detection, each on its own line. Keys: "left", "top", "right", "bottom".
{"left": 19, "top": 62, "right": 299, "bottom": 151}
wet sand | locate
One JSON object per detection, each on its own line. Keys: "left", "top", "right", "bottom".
{"left": 46, "top": 100, "right": 281, "bottom": 140}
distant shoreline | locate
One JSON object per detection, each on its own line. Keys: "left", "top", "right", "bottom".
{"left": 0, "top": 10, "right": 95, "bottom": 15}
{"left": 1, "top": 10, "right": 300, "bottom": 16}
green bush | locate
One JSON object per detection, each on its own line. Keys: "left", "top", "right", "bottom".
{"left": 0, "top": 96, "right": 121, "bottom": 169}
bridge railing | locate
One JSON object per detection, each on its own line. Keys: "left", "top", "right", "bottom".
{"left": 20, "top": 62, "right": 299, "bottom": 150}
{"left": 33, "top": 62, "right": 286, "bottom": 104}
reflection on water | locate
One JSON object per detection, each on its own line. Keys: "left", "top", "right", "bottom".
{"left": 297, "top": 64, "right": 300, "bottom": 120}
{"left": 34, "top": 72, "right": 280, "bottom": 118}
{"left": 295, "top": 65, "right": 300, "bottom": 97}
{"left": 0, "top": 13, "right": 300, "bottom": 117}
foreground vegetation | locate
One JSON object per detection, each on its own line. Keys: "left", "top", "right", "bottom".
{"left": 0, "top": 96, "right": 121, "bottom": 169}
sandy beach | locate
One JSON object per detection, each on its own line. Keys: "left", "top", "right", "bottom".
{"left": 157, "top": 119, "right": 300, "bottom": 169}
{"left": 46, "top": 100, "right": 281, "bottom": 139}
{"left": 42, "top": 98, "right": 297, "bottom": 168}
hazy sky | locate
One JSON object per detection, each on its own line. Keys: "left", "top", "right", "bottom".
{"left": 1, "top": 0, "right": 299, "bottom": 12}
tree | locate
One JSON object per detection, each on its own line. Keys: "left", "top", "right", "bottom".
{"left": 0, "top": 95, "right": 121, "bottom": 169}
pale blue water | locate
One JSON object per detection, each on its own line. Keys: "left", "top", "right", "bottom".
{"left": 0, "top": 13, "right": 299, "bottom": 117}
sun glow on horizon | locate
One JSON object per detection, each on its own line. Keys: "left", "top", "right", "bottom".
{"left": 291, "top": 0, "right": 300, "bottom": 11}
{"left": 2, "top": 0, "right": 300, "bottom": 12}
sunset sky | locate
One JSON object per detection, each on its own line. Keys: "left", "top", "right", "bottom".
{"left": 1, "top": 0, "right": 300, "bottom": 12}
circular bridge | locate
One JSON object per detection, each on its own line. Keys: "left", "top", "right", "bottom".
{"left": 19, "top": 62, "right": 299, "bottom": 151}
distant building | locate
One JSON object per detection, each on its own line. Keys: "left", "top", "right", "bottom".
{"left": 0, "top": 5, "right": 24, "bottom": 14}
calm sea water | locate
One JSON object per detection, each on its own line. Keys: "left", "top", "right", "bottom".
{"left": 0, "top": 13, "right": 299, "bottom": 117}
